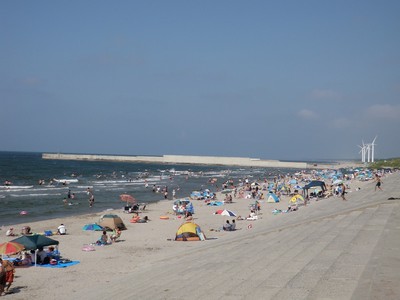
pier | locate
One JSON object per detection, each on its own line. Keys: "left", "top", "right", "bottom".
{"left": 42, "top": 153, "right": 339, "bottom": 169}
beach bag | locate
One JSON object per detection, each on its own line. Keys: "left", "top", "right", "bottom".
{"left": 44, "top": 230, "right": 53, "bottom": 236}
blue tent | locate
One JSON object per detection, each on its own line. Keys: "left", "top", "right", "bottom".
{"left": 266, "top": 192, "right": 280, "bottom": 203}
{"left": 82, "top": 223, "right": 104, "bottom": 231}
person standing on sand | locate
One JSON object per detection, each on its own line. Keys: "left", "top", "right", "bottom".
{"left": 0, "top": 258, "right": 15, "bottom": 294}
{"left": 340, "top": 183, "right": 347, "bottom": 201}
{"left": 0, "top": 261, "right": 5, "bottom": 296}
{"left": 375, "top": 174, "right": 383, "bottom": 191}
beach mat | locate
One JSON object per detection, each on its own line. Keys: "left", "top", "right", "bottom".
{"left": 38, "top": 261, "right": 80, "bottom": 268}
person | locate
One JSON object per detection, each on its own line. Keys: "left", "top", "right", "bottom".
{"left": 88, "top": 193, "right": 95, "bottom": 207}
{"left": 223, "top": 220, "right": 232, "bottom": 231}
{"left": 96, "top": 231, "right": 109, "bottom": 245}
{"left": 21, "top": 226, "right": 31, "bottom": 235}
{"left": 110, "top": 227, "right": 121, "bottom": 243}
{"left": 5, "top": 228, "right": 16, "bottom": 237}
{"left": 340, "top": 183, "right": 347, "bottom": 201}
{"left": 37, "top": 247, "right": 49, "bottom": 265}
{"left": 231, "top": 219, "right": 236, "bottom": 231}
{"left": 0, "top": 260, "right": 5, "bottom": 296}
{"left": 18, "top": 252, "right": 32, "bottom": 266}
{"left": 57, "top": 224, "right": 66, "bottom": 235}
{"left": 0, "top": 258, "right": 14, "bottom": 294}
{"left": 375, "top": 174, "right": 383, "bottom": 191}
{"left": 46, "top": 246, "right": 60, "bottom": 260}
{"left": 247, "top": 211, "right": 258, "bottom": 220}
{"left": 130, "top": 213, "right": 141, "bottom": 223}
{"left": 137, "top": 216, "right": 149, "bottom": 223}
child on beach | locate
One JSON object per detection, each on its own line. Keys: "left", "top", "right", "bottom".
{"left": 110, "top": 228, "right": 121, "bottom": 243}
{"left": 5, "top": 228, "right": 16, "bottom": 237}
{"left": 96, "top": 231, "right": 109, "bottom": 245}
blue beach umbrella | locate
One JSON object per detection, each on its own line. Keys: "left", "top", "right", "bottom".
{"left": 82, "top": 223, "right": 104, "bottom": 231}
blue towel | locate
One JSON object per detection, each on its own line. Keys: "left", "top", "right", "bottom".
{"left": 38, "top": 261, "right": 80, "bottom": 268}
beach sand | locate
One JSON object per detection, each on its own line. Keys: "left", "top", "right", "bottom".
{"left": 2, "top": 173, "right": 400, "bottom": 299}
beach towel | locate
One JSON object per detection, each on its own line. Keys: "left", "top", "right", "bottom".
{"left": 38, "top": 261, "right": 80, "bottom": 268}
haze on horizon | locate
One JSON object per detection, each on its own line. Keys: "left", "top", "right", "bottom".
{"left": 1, "top": 1, "right": 399, "bottom": 161}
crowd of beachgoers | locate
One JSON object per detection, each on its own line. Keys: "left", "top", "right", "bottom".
{"left": 0, "top": 164, "right": 396, "bottom": 297}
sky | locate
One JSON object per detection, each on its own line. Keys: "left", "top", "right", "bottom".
{"left": 1, "top": 1, "right": 399, "bottom": 161}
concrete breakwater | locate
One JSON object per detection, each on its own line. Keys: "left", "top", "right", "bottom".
{"left": 42, "top": 153, "right": 337, "bottom": 169}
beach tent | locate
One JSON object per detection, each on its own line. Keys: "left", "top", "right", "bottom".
{"left": 82, "top": 223, "right": 104, "bottom": 231}
{"left": 175, "top": 222, "right": 205, "bottom": 241}
{"left": 302, "top": 181, "right": 327, "bottom": 198}
{"left": 266, "top": 192, "right": 280, "bottom": 203}
{"left": 98, "top": 214, "right": 126, "bottom": 230}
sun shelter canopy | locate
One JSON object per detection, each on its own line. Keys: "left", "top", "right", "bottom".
{"left": 10, "top": 234, "right": 59, "bottom": 250}
{"left": 302, "top": 181, "right": 327, "bottom": 197}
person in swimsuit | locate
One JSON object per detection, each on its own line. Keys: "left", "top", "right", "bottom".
{"left": 375, "top": 174, "right": 383, "bottom": 191}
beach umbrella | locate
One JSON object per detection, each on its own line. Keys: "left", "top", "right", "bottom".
{"left": 120, "top": 194, "right": 136, "bottom": 204}
{"left": 82, "top": 223, "right": 104, "bottom": 231}
{"left": 215, "top": 209, "right": 237, "bottom": 217}
{"left": 0, "top": 241, "right": 25, "bottom": 256}
{"left": 10, "top": 234, "right": 59, "bottom": 251}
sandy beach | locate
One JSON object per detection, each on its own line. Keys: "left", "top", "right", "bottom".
{"left": 2, "top": 171, "right": 399, "bottom": 300}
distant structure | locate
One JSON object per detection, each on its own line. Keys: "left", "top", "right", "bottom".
{"left": 358, "top": 136, "right": 377, "bottom": 163}
{"left": 358, "top": 142, "right": 366, "bottom": 163}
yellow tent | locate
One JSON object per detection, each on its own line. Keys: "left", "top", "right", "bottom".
{"left": 175, "top": 222, "right": 205, "bottom": 241}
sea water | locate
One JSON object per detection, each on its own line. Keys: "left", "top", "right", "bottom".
{"left": 0, "top": 151, "right": 297, "bottom": 227}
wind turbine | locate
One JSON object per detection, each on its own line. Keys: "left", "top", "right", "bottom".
{"left": 370, "top": 136, "right": 377, "bottom": 162}
{"left": 366, "top": 143, "right": 371, "bottom": 162}
{"left": 358, "top": 144, "right": 365, "bottom": 163}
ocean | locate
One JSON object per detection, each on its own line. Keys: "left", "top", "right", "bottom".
{"left": 0, "top": 151, "right": 298, "bottom": 227}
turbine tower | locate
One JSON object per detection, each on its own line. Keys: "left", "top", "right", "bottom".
{"left": 366, "top": 143, "right": 371, "bottom": 162}
{"left": 370, "top": 136, "right": 377, "bottom": 162}
{"left": 358, "top": 144, "right": 366, "bottom": 163}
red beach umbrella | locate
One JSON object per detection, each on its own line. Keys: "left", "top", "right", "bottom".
{"left": 119, "top": 194, "right": 136, "bottom": 204}
{"left": 0, "top": 241, "right": 25, "bottom": 255}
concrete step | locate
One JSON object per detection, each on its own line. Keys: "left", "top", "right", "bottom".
{"left": 268, "top": 204, "right": 393, "bottom": 300}
{"left": 351, "top": 202, "right": 400, "bottom": 300}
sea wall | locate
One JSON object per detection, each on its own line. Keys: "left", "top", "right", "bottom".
{"left": 41, "top": 153, "right": 323, "bottom": 169}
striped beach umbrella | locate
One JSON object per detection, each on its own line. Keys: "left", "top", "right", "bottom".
{"left": 0, "top": 241, "right": 25, "bottom": 255}
{"left": 215, "top": 209, "right": 237, "bottom": 217}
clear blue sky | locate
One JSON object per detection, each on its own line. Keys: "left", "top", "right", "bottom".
{"left": 1, "top": 1, "right": 399, "bottom": 160}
